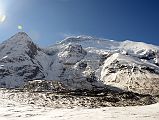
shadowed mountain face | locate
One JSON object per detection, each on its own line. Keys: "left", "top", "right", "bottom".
{"left": 0, "top": 32, "right": 159, "bottom": 95}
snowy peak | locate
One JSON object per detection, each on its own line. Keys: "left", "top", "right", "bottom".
{"left": 0, "top": 32, "right": 32, "bottom": 51}
{"left": 60, "top": 35, "right": 94, "bottom": 44}
{"left": 0, "top": 32, "right": 41, "bottom": 58}
{"left": 3, "top": 32, "right": 32, "bottom": 45}
{"left": 0, "top": 32, "right": 45, "bottom": 88}
{"left": 56, "top": 35, "right": 120, "bottom": 51}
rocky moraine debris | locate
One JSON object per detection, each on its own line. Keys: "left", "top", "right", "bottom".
{"left": 0, "top": 80, "right": 157, "bottom": 109}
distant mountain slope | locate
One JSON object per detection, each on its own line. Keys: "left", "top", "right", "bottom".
{"left": 0, "top": 32, "right": 159, "bottom": 95}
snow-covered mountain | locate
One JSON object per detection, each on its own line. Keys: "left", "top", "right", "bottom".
{"left": 0, "top": 32, "right": 46, "bottom": 87}
{"left": 0, "top": 32, "right": 159, "bottom": 95}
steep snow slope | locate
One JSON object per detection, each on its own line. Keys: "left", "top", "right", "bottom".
{"left": 0, "top": 32, "right": 46, "bottom": 88}
{"left": 0, "top": 32, "right": 159, "bottom": 95}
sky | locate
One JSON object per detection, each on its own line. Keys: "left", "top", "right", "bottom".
{"left": 0, "top": 0, "right": 159, "bottom": 47}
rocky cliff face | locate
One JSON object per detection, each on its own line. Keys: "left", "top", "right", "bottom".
{"left": 0, "top": 32, "right": 159, "bottom": 95}
{"left": 101, "top": 53, "right": 159, "bottom": 95}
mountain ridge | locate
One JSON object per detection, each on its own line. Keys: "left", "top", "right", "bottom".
{"left": 0, "top": 32, "right": 159, "bottom": 95}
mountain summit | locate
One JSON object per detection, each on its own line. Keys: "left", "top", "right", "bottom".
{"left": 0, "top": 32, "right": 159, "bottom": 95}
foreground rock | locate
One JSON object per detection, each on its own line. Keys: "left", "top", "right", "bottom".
{"left": 22, "top": 80, "right": 70, "bottom": 92}
{"left": 0, "top": 87, "right": 157, "bottom": 108}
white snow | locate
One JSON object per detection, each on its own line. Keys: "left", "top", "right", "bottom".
{"left": 0, "top": 97, "right": 159, "bottom": 120}
{"left": 120, "top": 40, "right": 159, "bottom": 54}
